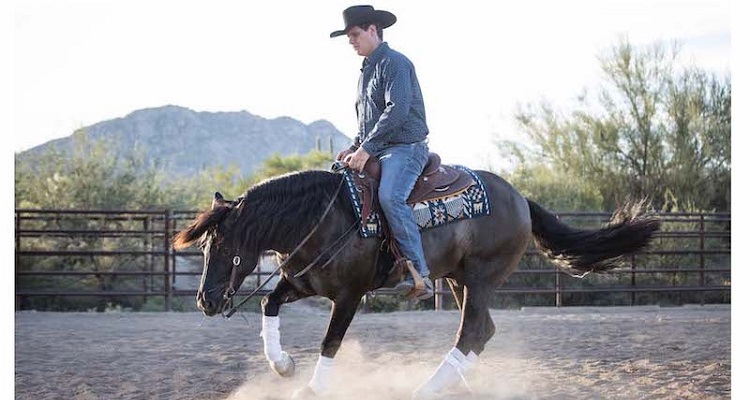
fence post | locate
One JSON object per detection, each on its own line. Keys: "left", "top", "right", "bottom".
{"left": 700, "top": 214, "right": 706, "bottom": 306}
{"left": 434, "top": 279, "right": 443, "bottom": 311}
{"left": 171, "top": 216, "right": 177, "bottom": 286}
{"left": 143, "top": 217, "right": 149, "bottom": 306}
{"left": 555, "top": 269, "right": 562, "bottom": 307}
{"left": 15, "top": 212, "right": 21, "bottom": 310}
{"left": 163, "top": 210, "right": 173, "bottom": 311}
{"left": 554, "top": 216, "right": 562, "bottom": 307}
{"left": 630, "top": 254, "right": 636, "bottom": 306}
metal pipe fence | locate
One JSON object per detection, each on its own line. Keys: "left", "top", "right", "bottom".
{"left": 15, "top": 209, "right": 730, "bottom": 311}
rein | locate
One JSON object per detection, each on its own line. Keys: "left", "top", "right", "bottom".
{"left": 222, "top": 173, "right": 350, "bottom": 319}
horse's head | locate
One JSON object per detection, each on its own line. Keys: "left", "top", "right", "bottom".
{"left": 173, "top": 192, "right": 259, "bottom": 316}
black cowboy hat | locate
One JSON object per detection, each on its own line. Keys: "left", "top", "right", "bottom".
{"left": 330, "top": 5, "right": 397, "bottom": 38}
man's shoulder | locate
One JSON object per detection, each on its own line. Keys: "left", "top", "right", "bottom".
{"left": 380, "top": 45, "right": 413, "bottom": 68}
{"left": 383, "top": 45, "right": 409, "bottom": 60}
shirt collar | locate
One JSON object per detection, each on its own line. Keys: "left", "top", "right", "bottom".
{"left": 362, "top": 42, "right": 389, "bottom": 69}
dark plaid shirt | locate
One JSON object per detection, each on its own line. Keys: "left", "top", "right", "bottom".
{"left": 353, "top": 42, "right": 429, "bottom": 157}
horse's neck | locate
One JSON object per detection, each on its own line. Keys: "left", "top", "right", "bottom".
{"left": 246, "top": 178, "right": 338, "bottom": 253}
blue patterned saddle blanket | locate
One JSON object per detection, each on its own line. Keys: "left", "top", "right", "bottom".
{"left": 341, "top": 166, "right": 491, "bottom": 238}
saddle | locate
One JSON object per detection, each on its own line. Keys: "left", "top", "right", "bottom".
{"left": 351, "top": 152, "right": 475, "bottom": 230}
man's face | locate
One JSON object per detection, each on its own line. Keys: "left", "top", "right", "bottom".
{"left": 346, "top": 24, "right": 379, "bottom": 57}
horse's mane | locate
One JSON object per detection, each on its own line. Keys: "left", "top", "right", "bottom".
{"left": 173, "top": 170, "right": 344, "bottom": 252}
{"left": 172, "top": 203, "right": 232, "bottom": 250}
{"left": 238, "top": 170, "right": 343, "bottom": 253}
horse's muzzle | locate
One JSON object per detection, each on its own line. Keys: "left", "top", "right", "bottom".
{"left": 197, "top": 291, "right": 224, "bottom": 317}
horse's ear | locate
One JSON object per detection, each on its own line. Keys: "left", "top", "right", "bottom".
{"left": 212, "top": 192, "right": 225, "bottom": 209}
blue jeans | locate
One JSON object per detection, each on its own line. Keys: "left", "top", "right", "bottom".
{"left": 377, "top": 141, "right": 430, "bottom": 277}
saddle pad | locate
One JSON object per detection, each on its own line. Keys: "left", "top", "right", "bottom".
{"left": 341, "top": 166, "right": 491, "bottom": 238}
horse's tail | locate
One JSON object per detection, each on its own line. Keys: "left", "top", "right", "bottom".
{"left": 526, "top": 198, "right": 661, "bottom": 276}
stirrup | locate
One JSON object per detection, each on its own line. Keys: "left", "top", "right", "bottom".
{"left": 408, "top": 278, "right": 434, "bottom": 300}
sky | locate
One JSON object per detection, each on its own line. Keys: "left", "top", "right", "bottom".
{"left": 12, "top": 0, "right": 732, "bottom": 171}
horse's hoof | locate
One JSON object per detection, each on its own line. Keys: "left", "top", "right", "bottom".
{"left": 270, "top": 351, "right": 295, "bottom": 377}
{"left": 412, "top": 382, "right": 471, "bottom": 400}
{"left": 412, "top": 388, "right": 438, "bottom": 400}
{"left": 290, "top": 385, "right": 316, "bottom": 399}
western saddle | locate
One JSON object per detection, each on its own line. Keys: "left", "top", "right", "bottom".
{"left": 351, "top": 152, "right": 474, "bottom": 228}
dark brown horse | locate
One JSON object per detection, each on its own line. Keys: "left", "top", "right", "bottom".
{"left": 173, "top": 168, "right": 659, "bottom": 399}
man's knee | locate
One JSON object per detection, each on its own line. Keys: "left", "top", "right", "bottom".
{"left": 378, "top": 190, "right": 406, "bottom": 212}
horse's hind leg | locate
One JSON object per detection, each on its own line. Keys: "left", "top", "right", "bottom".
{"left": 260, "top": 277, "right": 311, "bottom": 378}
{"left": 413, "top": 256, "right": 519, "bottom": 399}
{"left": 457, "top": 247, "right": 526, "bottom": 355}
{"left": 456, "top": 283, "right": 497, "bottom": 356}
{"left": 412, "top": 281, "right": 488, "bottom": 399}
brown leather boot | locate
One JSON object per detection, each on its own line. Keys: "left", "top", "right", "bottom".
{"left": 394, "top": 276, "right": 434, "bottom": 300}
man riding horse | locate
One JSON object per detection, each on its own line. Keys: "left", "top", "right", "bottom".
{"left": 333, "top": 5, "right": 434, "bottom": 300}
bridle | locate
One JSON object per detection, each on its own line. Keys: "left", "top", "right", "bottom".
{"left": 223, "top": 255, "right": 243, "bottom": 300}
{"left": 203, "top": 170, "right": 357, "bottom": 319}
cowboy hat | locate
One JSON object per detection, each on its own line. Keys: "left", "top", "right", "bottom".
{"left": 330, "top": 5, "right": 397, "bottom": 38}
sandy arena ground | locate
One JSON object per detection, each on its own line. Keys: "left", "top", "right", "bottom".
{"left": 15, "top": 304, "right": 730, "bottom": 399}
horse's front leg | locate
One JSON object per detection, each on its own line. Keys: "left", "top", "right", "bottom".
{"left": 260, "top": 276, "right": 309, "bottom": 378}
{"left": 293, "top": 293, "right": 361, "bottom": 399}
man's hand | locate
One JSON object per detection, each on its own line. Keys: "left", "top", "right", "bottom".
{"left": 336, "top": 148, "right": 354, "bottom": 161}
{"left": 343, "top": 147, "right": 371, "bottom": 173}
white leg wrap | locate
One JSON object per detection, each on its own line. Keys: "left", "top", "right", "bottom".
{"left": 260, "top": 315, "right": 282, "bottom": 362}
{"left": 413, "top": 348, "right": 473, "bottom": 399}
{"left": 260, "top": 315, "right": 295, "bottom": 377}
{"left": 463, "top": 350, "right": 478, "bottom": 373}
{"left": 308, "top": 355, "right": 335, "bottom": 395}
{"left": 449, "top": 347, "right": 467, "bottom": 368}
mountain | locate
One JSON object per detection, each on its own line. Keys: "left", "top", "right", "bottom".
{"left": 16, "top": 105, "right": 353, "bottom": 178}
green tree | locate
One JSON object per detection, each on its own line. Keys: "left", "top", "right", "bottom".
{"left": 503, "top": 39, "right": 730, "bottom": 212}
{"left": 506, "top": 164, "right": 604, "bottom": 211}
{"left": 251, "top": 150, "right": 335, "bottom": 182}
{"left": 165, "top": 150, "right": 335, "bottom": 210}
{"left": 15, "top": 133, "right": 166, "bottom": 210}
{"left": 163, "top": 164, "right": 251, "bottom": 210}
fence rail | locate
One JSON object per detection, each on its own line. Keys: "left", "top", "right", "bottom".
{"left": 15, "top": 209, "right": 731, "bottom": 311}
